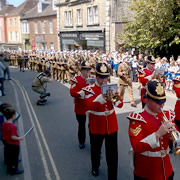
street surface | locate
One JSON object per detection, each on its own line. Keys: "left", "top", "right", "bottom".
{"left": 0, "top": 67, "right": 180, "bottom": 180}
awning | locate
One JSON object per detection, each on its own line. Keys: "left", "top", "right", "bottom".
{"left": 87, "top": 40, "right": 104, "bottom": 47}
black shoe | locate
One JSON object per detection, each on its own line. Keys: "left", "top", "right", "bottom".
{"left": 40, "top": 93, "right": 50, "bottom": 99}
{"left": 79, "top": 144, "right": 85, "bottom": 149}
{"left": 40, "top": 99, "right": 47, "bottom": 103}
{"left": 2, "top": 93, "right": 6, "bottom": 96}
{"left": 37, "top": 101, "right": 45, "bottom": 105}
{"left": 11, "top": 169, "right": 24, "bottom": 175}
{"left": 92, "top": 169, "right": 99, "bottom": 176}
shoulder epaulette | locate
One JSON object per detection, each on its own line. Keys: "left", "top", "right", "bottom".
{"left": 82, "top": 84, "right": 95, "bottom": 94}
{"left": 127, "top": 112, "right": 147, "bottom": 123}
{"left": 138, "top": 68, "right": 146, "bottom": 74}
{"left": 173, "top": 76, "right": 180, "bottom": 82}
{"left": 70, "top": 76, "right": 78, "bottom": 83}
{"left": 163, "top": 109, "right": 175, "bottom": 121}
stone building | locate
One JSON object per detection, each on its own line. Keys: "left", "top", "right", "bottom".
{"left": 21, "top": 0, "right": 58, "bottom": 51}
{"left": 56, "top": 0, "right": 132, "bottom": 53}
{"left": 56, "top": 0, "right": 107, "bottom": 52}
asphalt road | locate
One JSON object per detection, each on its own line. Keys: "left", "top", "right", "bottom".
{"left": 0, "top": 67, "right": 180, "bottom": 180}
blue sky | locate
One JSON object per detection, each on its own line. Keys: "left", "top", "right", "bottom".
{"left": 7, "top": 0, "right": 25, "bottom": 7}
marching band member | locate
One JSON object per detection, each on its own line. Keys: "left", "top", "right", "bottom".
{"left": 127, "top": 80, "right": 180, "bottom": 180}
{"left": 70, "top": 61, "right": 91, "bottom": 149}
{"left": 173, "top": 76, "right": 180, "bottom": 131}
{"left": 138, "top": 56, "right": 155, "bottom": 108}
{"left": 83, "top": 63, "right": 123, "bottom": 179}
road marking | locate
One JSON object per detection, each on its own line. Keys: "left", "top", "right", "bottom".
{"left": 10, "top": 80, "right": 32, "bottom": 180}
{"left": 13, "top": 79, "right": 61, "bottom": 180}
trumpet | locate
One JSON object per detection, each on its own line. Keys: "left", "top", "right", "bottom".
{"left": 161, "top": 110, "right": 180, "bottom": 155}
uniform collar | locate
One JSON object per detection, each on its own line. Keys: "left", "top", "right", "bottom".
{"left": 144, "top": 105, "right": 158, "bottom": 116}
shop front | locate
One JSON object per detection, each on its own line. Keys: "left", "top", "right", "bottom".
{"left": 59, "top": 31, "right": 105, "bottom": 51}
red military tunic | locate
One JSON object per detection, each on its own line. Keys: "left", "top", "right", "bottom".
{"left": 70, "top": 75, "right": 88, "bottom": 115}
{"left": 138, "top": 68, "right": 154, "bottom": 103}
{"left": 127, "top": 108, "right": 175, "bottom": 180}
{"left": 83, "top": 82, "right": 123, "bottom": 135}
{"left": 173, "top": 78, "right": 180, "bottom": 121}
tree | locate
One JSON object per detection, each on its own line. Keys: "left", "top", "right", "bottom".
{"left": 116, "top": 0, "right": 180, "bottom": 58}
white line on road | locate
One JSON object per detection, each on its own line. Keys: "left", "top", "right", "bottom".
{"left": 10, "top": 80, "right": 32, "bottom": 180}
{"left": 14, "top": 79, "right": 61, "bottom": 180}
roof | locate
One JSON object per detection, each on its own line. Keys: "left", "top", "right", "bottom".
{"left": 0, "top": 5, "right": 15, "bottom": 16}
{"left": 21, "top": 3, "right": 56, "bottom": 20}
{"left": 7, "top": 0, "right": 38, "bottom": 17}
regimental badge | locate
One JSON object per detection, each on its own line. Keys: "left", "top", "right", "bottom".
{"left": 100, "top": 64, "right": 107, "bottom": 73}
{"left": 130, "top": 125, "right": 142, "bottom": 136}
{"left": 85, "top": 61, "right": 90, "bottom": 66}
{"left": 155, "top": 83, "right": 164, "bottom": 95}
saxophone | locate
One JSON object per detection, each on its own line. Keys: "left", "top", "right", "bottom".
{"left": 161, "top": 110, "right": 180, "bottom": 155}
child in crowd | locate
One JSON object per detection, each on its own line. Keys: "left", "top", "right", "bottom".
{"left": 2, "top": 107, "right": 24, "bottom": 175}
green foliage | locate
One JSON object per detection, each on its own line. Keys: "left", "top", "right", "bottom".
{"left": 116, "top": 0, "right": 180, "bottom": 55}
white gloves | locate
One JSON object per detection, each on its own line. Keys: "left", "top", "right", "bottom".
{"left": 93, "top": 94, "right": 107, "bottom": 104}
{"left": 77, "top": 90, "right": 85, "bottom": 99}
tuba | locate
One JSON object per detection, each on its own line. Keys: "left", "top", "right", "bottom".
{"left": 161, "top": 110, "right": 180, "bottom": 155}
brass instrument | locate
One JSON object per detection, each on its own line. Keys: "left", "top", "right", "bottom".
{"left": 105, "top": 88, "right": 120, "bottom": 103}
{"left": 161, "top": 110, "right": 180, "bottom": 155}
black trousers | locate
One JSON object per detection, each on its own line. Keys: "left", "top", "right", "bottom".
{"left": 134, "top": 172, "right": 174, "bottom": 180}
{"left": 90, "top": 132, "right": 118, "bottom": 180}
{"left": 4, "top": 143, "right": 20, "bottom": 172}
{"left": 76, "top": 114, "right": 86, "bottom": 145}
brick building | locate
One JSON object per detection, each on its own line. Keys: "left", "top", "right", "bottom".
{"left": 21, "top": 0, "right": 58, "bottom": 51}
{"left": 5, "top": 0, "right": 38, "bottom": 50}
{"left": 0, "top": 5, "right": 15, "bottom": 50}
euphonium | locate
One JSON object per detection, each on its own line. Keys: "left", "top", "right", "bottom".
{"left": 161, "top": 110, "right": 180, "bottom": 155}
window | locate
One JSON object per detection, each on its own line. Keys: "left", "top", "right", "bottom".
{"left": 49, "top": 20, "right": 53, "bottom": 34}
{"left": 50, "top": 43, "right": 54, "bottom": 50}
{"left": 10, "top": 31, "right": 13, "bottom": 41}
{"left": 87, "top": 6, "right": 99, "bottom": 25}
{"left": 34, "top": 22, "right": 38, "bottom": 34}
{"left": 9, "top": 19, "right": 12, "bottom": 27}
{"left": 22, "top": 21, "right": 29, "bottom": 34}
{"left": 41, "top": 21, "right": 45, "bottom": 34}
{"left": 93, "top": 6, "right": 98, "bottom": 24}
{"left": 15, "top": 31, "right": 18, "bottom": 41}
{"left": 64, "top": 11, "right": 72, "bottom": 26}
{"left": 52, "top": 0, "right": 57, "bottom": 11}
{"left": 77, "top": 9, "right": 82, "bottom": 25}
{"left": 14, "top": 18, "right": 17, "bottom": 27}
{"left": 38, "top": 2, "right": 42, "bottom": 13}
